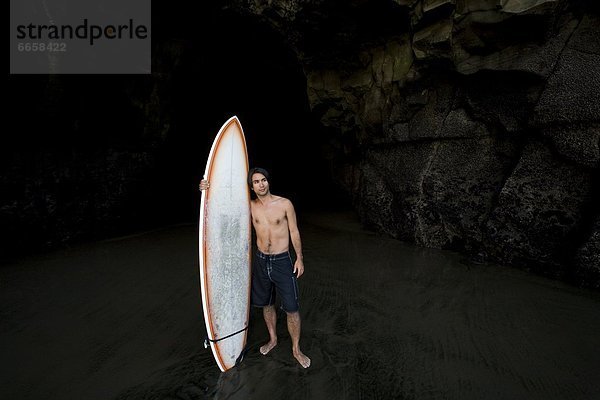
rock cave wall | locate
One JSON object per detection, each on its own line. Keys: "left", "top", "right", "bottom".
{"left": 229, "top": 0, "right": 599, "bottom": 288}
{"left": 3, "top": 44, "right": 184, "bottom": 254}
{"left": 3, "top": 0, "right": 598, "bottom": 289}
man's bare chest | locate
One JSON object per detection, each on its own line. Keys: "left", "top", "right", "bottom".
{"left": 251, "top": 207, "right": 287, "bottom": 227}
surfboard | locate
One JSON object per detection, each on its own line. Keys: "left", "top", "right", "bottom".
{"left": 199, "top": 116, "right": 251, "bottom": 372}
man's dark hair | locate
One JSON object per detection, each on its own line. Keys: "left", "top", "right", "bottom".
{"left": 248, "top": 167, "right": 270, "bottom": 188}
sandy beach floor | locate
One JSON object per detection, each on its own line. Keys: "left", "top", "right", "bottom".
{"left": 1, "top": 211, "right": 599, "bottom": 400}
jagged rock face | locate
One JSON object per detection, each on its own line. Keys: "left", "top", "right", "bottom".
{"left": 233, "top": 0, "right": 599, "bottom": 287}
{"left": 575, "top": 216, "right": 600, "bottom": 289}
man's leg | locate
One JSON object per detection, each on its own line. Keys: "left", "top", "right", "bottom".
{"left": 260, "top": 305, "right": 278, "bottom": 355}
{"left": 286, "top": 311, "right": 311, "bottom": 368}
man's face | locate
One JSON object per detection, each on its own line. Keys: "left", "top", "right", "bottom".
{"left": 251, "top": 173, "right": 269, "bottom": 196}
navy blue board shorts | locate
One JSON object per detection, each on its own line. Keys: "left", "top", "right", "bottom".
{"left": 251, "top": 250, "right": 300, "bottom": 313}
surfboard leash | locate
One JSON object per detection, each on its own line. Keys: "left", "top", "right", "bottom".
{"left": 203, "top": 326, "right": 248, "bottom": 349}
{"left": 235, "top": 345, "right": 250, "bottom": 366}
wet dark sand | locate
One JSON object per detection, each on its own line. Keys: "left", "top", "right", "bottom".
{"left": 2, "top": 212, "right": 599, "bottom": 400}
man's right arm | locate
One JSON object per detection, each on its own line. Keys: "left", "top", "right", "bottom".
{"left": 199, "top": 179, "right": 210, "bottom": 191}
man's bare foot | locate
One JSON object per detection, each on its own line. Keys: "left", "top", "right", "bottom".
{"left": 293, "top": 350, "right": 311, "bottom": 368}
{"left": 260, "top": 340, "right": 277, "bottom": 355}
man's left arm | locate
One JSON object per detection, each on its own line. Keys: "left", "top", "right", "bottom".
{"left": 286, "top": 200, "right": 305, "bottom": 278}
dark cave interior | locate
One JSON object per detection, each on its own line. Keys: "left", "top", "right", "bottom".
{"left": 4, "top": 1, "right": 599, "bottom": 289}
{"left": 5, "top": 5, "right": 350, "bottom": 255}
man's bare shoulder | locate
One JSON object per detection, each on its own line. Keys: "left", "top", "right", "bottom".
{"left": 250, "top": 196, "right": 290, "bottom": 208}
{"left": 282, "top": 197, "right": 297, "bottom": 212}
{"left": 271, "top": 195, "right": 293, "bottom": 207}
{"left": 271, "top": 195, "right": 288, "bottom": 202}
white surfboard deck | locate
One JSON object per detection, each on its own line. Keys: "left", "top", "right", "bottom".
{"left": 199, "top": 116, "right": 251, "bottom": 372}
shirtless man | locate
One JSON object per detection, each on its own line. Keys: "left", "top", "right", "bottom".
{"left": 200, "top": 167, "right": 310, "bottom": 368}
